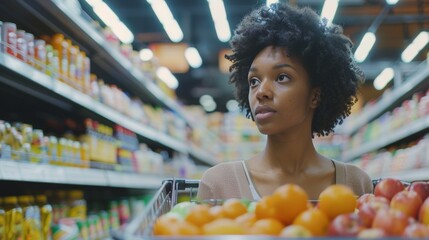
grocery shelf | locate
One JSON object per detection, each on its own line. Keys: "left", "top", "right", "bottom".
{"left": 373, "top": 168, "right": 429, "bottom": 182}
{"left": 342, "top": 62, "right": 429, "bottom": 135}
{"left": 342, "top": 114, "right": 429, "bottom": 162}
{"left": 23, "top": 0, "right": 191, "bottom": 125}
{"left": 0, "top": 52, "right": 189, "bottom": 154}
{"left": 0, "top": 160, "right": 165, "bottom": 189}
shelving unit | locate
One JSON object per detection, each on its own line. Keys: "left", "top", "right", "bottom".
{"left": 0, "top": 160, "right": 165, "bottom": 189}
{"left": 342, "top": 61, "right": 429, "bottom": 135}
{"left": 372, "top": 168, "right": 429, "bottom": 182}
{"left": 343, "top": 114, "right": 429, "bottom": 162}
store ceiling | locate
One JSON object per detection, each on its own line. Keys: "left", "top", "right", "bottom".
{"left": 80, "top": 0, "right": 429, "bottom": 112}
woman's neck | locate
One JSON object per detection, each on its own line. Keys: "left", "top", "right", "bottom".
{"left": 260, "top": 131, "right": 321, "bottom": 175}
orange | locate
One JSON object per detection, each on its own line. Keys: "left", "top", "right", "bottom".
{"left": 235, "top": 212, "right": 257, "bottom": 229}
{"left": 209, "top": 205, "right": 225, "bottom": 219}
{"left": 272, "top": 184, "right": 309, "bottom": 225}
{"left": 249, "top": 218, "right": 284, "bottom": 235}
{"left": 185, "top": 204, "right": 215, "bottom": 227}
{"left": 293, "top": 208, "right": 329, "bottom": 236}
{"left": 318, "top": 184, "right": 357, "bottom": 220}
{"left": 255, "top": 196, "right": 278, "bottom": 219}
{"left": 153, "top": 215, "right": 200, "bottom": 236}
{"left": 222, "top": 198, "right": 248, "bottom": 219}
{"left": 202, "top": 218, "right": 246, "bottom": 235}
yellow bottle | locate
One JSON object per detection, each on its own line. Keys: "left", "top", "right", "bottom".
{"left": 4, "top": 196, "right": 23, "bottom": 240}
{"left": 0, "top": 198, "right": 6, "bottom": 240}
{"left": 18, "top": 196, "right": 42, "bottom": 240}
{"left": 51, "top": 34, "right": 69, "bottom": 83}
{"left": 67, "top": 191, "right": 86, "bottom": 220}
{"left": 35, "top": 195, "right": 52, "bottom": 240}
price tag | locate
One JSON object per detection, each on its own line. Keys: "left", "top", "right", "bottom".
{"left": 0, "top": 161, "right": 21, "bottom": 181}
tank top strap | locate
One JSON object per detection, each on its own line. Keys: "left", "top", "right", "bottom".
{"left": 332, "top": 160, "right": 347, "bottom": 185}
{"left": 241, "top": 161, "right": 261, "bottom": 201}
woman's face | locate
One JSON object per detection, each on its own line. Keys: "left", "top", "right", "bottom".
{"left": 248, "top": 46, "right": 317, "bottom": 135}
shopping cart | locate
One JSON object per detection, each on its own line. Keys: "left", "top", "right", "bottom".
{"left": 114, "top": 178, "right": 409, "bottom": 240}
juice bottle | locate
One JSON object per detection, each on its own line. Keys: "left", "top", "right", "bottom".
{"left": 35, "top": 195, "right": 52, "bottom": 240}
{"left": 4, "top": 196, "right": 23, "bottom": 240}
{"left": 50, "top": 34, "right": 69, "bottom": 83}
{"left": 68, "top": 44, "right": 78, "bottom": 88}
{"left": 0, "top": 198, "right": 6, "bottom": 240}
{"left": 82, "top": 55, "right": 90, "bottom": 95}
{"left": 67, "top": 191, "right": 86, "bottom": 220}
{"left": 18, "top": 196, "right": 42, "bottom": 240}
{"left": 52, "top": 191, "right": 68, "bottom": 225}
{"left": 48, "top": 136, "right": 58, "bottom": 165}
{"left": 34, "top": 40, "right": 46, "bottom": 72}
{"left": 30, "top": 129, "right": 43, "bottom": 163}
{"left": 2, "top": 22, "right": 17, "bottom": 56}
{"left": 16, "top": 30, "right": 27, "bottom": 62}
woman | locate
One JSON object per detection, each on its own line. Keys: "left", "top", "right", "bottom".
{"left": 197, "top": 3, "right": 373, "bottom": 200}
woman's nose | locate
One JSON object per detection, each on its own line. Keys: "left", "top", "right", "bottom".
{"left": 256, "top": 80, "right": 273, "bottom": 100}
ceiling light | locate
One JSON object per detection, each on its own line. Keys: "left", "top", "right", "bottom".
{"left": 386, "top": 0, "right": 399, "bottom": 5}
{"left": 139, "top": 48, "right": 153, "bottom": 61}
{"left": 321, "top": 0, "right": 339, "bottom": 23}
{"left": 87, "top": 0, "right": 134, "bottom": 44}
{"left": 199, "top": 95, "right": 217, "bottom": 112}
{"left": 354, "top": 32, "right": 376, "bottom": 63}
{"left": 266, "top": 0, "right": 278, "bottom": 7}
{"left": 156, "top": 67, "right": 178, "bottom": 89}
{"left": 226, "top": 99, "right": 239, "bottom": 112}
{"left": 401, "top": 31, "right": 429, "bottom": 63}
{"left": 185, "top": 47, "right": 203, "bottom": 68}
{"left": 147, "top": 0, "right": 183, "bottom": 42}
{"left": 373, "top": 67, "right": 394, "bottom": 90}
{"left": 208, "top": 0, "right": 231, "bottom": 42}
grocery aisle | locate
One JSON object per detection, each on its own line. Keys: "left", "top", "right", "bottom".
{"left": 0, "top": 0, "right": 428, "bottom": 239}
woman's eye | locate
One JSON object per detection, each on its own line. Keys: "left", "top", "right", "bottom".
{"left": 278, "top": 74, "right": 290, "bottom": 82}
{"left": 249, "top": 78, "right": 260, "bottom": 87}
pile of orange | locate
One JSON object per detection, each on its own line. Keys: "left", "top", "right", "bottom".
{"left": 153, "top": 183, "right": 357, "bottom": 237}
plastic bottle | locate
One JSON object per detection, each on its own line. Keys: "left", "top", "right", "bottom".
{"left": 67, "top": 191, "right": 86, "bottom": 220}
{"left": 35, "top": 195, "right": 52, "bottom": 240}
{"left": 51, "top": 34, "right": 69, "bottom": 83}
{"left": 0, "top": 198, "right": 6, "bottom": 240}
{"left": 4, "top": 196, "right": 23, "bottom": 240}
{"left": 16, "top": 30, "right": 27, "bottom": 62}
{"left": 2, "top": 22, "right": 17, "bottom": 56}
{"left": 19, "top": 195, "right": 42, "bottom": 240}
{"left": 25, "top": 33, "right": 35, "bottom": 67}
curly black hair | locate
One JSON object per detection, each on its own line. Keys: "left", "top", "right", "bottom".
{"left": 226, "top": 3, "right": 364, "bottom": 136}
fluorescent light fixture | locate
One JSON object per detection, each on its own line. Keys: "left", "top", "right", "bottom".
{"left": 226, "top": 99, "right": 239, "bottom": 112}
{"left": 373, "top": 67, "right": 394, "bottom": 90}
{"left": 354, "top": 32, "right": 376, "bottom": 63}
{"left": 163, "top": 20, "right": 184, "bottom": 43}
{"left": 110, "top": 21, "right": 134, "bottom": 44}
{"left": 139, "top": 48, "right": 153, "bottom": 61}
{"left": 199, "top": 95, "right": 217, "bottom": 112}
{"left": 401, "top": 31, "right": 429, "bottom": 63}
{"left": 185, "top": 47, "right": 203, "bottom": 68}
{"left": 147, "top": 0, "right": 183, "bottom": 42}
{"left": 321, "top": 0, "right": 339, "bottom": 23}
{"left": 87, "top": 0, "right": 134, "bottom": 44}
{"left": 208, "top": 0, "right": 231, "bottom": 42}
{"left": 386, "top": 0, "right": 399, "bottom": 5}
{"left": 156, "top": 67, "right": 178, "bottom": 89}
{"left": 266, "top": 0, "right": 279, "bottom": 7}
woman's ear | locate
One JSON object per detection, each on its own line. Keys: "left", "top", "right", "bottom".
{"left": 310, "top": 88, "right": 321, "bottom": 109}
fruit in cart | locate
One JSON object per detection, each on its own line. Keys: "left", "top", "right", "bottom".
{"left": 390, "top": 190, "right": 423, "bottom": 218}
{"left": 248, "top": 218, "right": 284, "bottom": 235}
{"left": 357, "top": 193, "right": 375, "bottom": 209}
{"left": 374, "top": 178, "right": 405, "bottom": 201}
{"left": 293, "top": 208, "right": 330, "bottom": 236}
{"left": 255, "top": 195, "right": 278, "bottom": 219}
{"left": 318, "top": 184, "right": 357, "bottom": 220}
{"left": 402, "top": 223, "right": 429, "bottom": 238}
{"left": 209, "top": 205, "right": 225, "bottom": 219}
{"left": 372, "top": 208, "right": 408, "bottom": 236}
{"left": 357, "top": 203, "right": 381, "bottom": 228}
{"left": 221, "top": 198, "right": 248, "bottom": 219}
{"left": 247, "top": 201, "right": 257, "bottom": 213}
{"left": 407, "top": 181, "right": 429, "bottom": 201}
{"left": 418, "top": 197, "right": 429, "bottom": 224}
{"left": 202, "top": 218, "right": 246, "bottom": 235}
{"left": 279, "top": 225, "right": 312, "bottom": 237}
{"left": 327, "top": 213, "right": 364, "bottom": 237}
{"left": 153, "top": 214, "right": 200, "bottom": 236}
{"left": 235, "top": 212, "right": 257, "bottom": 229}
{"left": 357, "top": 228, "right": 386, "bottom": 238}
{"left": 271, "top": 184, "right": 309, "bottom": 224}
{"left": 185, "top": 204, "right": 215, "bottom": 227}
{"left": 170, "top": 201, "right": 196, "bottom": 219}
